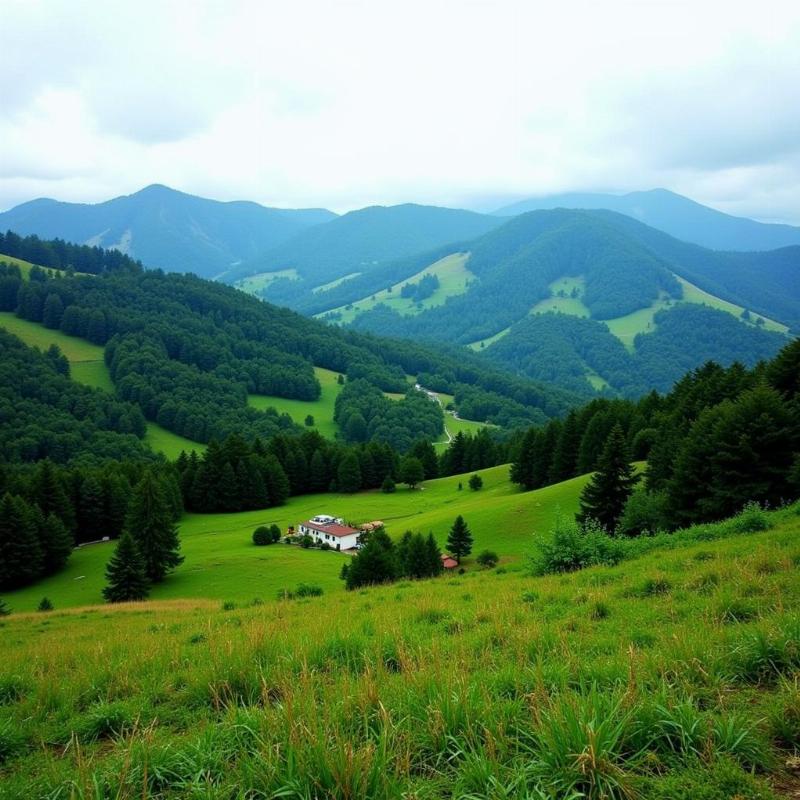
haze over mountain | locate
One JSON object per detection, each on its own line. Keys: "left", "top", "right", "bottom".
{"left": 0, "top": 184, "right": 336, "bottom": 279}
{"left": 493, "top": 189, "right": 800, "bottom": 252}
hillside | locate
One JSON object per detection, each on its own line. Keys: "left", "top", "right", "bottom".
{"left": 494, "top": 187, "right": 800, "bottom": 251}
{"left": 1, "top": 495, "right": 798, "bottom": 797}
{"left": 332, "top": 210, "right": 793, "bottom": 395}
{"left": 223, "top": 203, "right": 504, "bottom": 296}
{"left": 0, "top": 185, "right": 335, "bottom": 278}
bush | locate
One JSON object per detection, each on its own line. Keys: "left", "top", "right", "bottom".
{"left": 618, "top": 489, "right": 668, "bottom": 536}
{"left": 299, "top": 535, "right": 313, "bottom": 549}
{"left": 0, "top": 599, "right": 10, "bottom": 617}
{"left": 468, "top": 474, "right": 483, "bottom": 491}
{"left": 476, "top": 550, "right": 498, "bottom": 568}
{"left": 381, "top": 475, "right": 396, "bottom": 493}
{"left": 277, "top": 583, "right": 324, "bottom": 600}
{"left": 728, "top": 501, "right": 770, "bottom": 534}
{"left": 37, "top": 597, "right": 53, "bottom": 612}
{"left": 252, "top": 526, "right": 271, "bottom": 546}
{"left": 530, "top": 517, "right": 624, "bottom": 575}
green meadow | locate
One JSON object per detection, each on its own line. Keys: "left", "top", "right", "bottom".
{"left": 1, "top": 499, "right": 798, "bottom": 798}
{"left": 312, "top": 271, "right": 361, "bottom": 293}
{"left": 325, "top": 252, "right": 474, "bottom": 324}
{"left": 233, "top": 268, "right": 299, "bottom": 295}
{"left": 248, "top": 366, "right": 344, "bottom": 439}
{"left": 0, "top": 464, "right": 593, "bottom": 613}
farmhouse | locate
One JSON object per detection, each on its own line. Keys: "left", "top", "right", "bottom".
{"left": 297, "top": 514, "right": 361, "bottom": 551}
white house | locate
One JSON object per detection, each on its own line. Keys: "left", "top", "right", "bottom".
{"left": 297, "top": 514, "right": 361, "bottom": 551}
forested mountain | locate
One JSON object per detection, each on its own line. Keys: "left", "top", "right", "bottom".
{"left": 320, "top": 209, "right": 796, "bottom": 396}
{"left": 0, "top": 185, "right": 335, "bottom": 278}
{"left": 493, "top": 188, "right": 800, "bottom": 251}
{"left": 222, "top": 203, "right": 505, "bottom": 294}
{"left": 0, "top": 241, "right": 579, "bottom": 458}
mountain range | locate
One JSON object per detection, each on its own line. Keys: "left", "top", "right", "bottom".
{"left": 493, "top": 188, "right": 800, "bottom": 251}
{"left": 0, "top": 184, "right": 335, "bottom": 279}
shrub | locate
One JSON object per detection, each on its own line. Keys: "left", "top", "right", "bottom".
{"left": 295, "top": 583, "right": 323, "bottom": 598}
{"left": 381, "top": 475, "right": 396, "bottom": 493}
{"left": 252, "top": 526, "right": 271, "bottom": 546}
{"left": 468, "top": 473, "right": 483, "bottom": 491}
{"left": 618, "top": 489, "right": 668, "bottom": 536}
{"left": 728, "top": 501, "right": 771, "bottom": 534}
{"left": 37, "top": 597, "right": 53, "bottom": 612}
{"left": 299, "top": 535, "right": 313, "bottom": 549}
{"left": 530, "top": 517, "right": 624, "bottom": 575}
{"left": 476, "top": 550, "right": 498, "bottom": 568}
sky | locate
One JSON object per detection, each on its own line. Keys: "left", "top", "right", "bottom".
{"left": 1, "top": 0, "right": 799, "bottom": 222}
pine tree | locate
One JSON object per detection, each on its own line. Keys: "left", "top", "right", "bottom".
{"left": 78, "top": 474, "right": 107, "bottom": 541}
{"left": 125, "top": 471, "right": 183, "bottom": 583}
{"left": 0, "top": 494, "right": 44, "bottom": 590}
{"left": 510, "top": 428, "right": 538, "bottom": 489}
{"left": 263, "top": 455, "right": 290, "bottom": 506}
{"left": 446, "top": 515, "right": 473, "bottom": 564}
{"left": 425, "top": 533, "right": 444, "bottom": 576}
{"left": 37, "top": 511, "right": 73, "bottom": 574}
{"left": 309, "top": 450, "right": 329, "bottom": 492}
{"left": 549, "top": 410, "right": 581, "bottom": 483}
{"left": 410, "top": 439, "right": 438, "bottom": 480}
{"left": 103, "top": 532, "right": 150, "bottom": 602}
{"left": 31, "top": 460, "right": 75, "bottom": 533}
{"left": 345, "top": 529, "right": 398, "bottom": 589}
{"left": 577, "top": 423, "right": 640, "bottom": 532}
{"left": 337, "top": 452, "right": 362, "bottom": 493}
{"left": 42, "top": 293, "right": 64, "bottom": 329}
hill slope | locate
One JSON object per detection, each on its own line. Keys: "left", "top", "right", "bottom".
{"left": 223, "top": 203, "right": 505, "bottom": 296}
{"left": 0, "top": 184, "right": 335, "bottom": 278}
{"left": 494, "top": 187, "right": 800, "bottom": 251}
{"left": 335, "top": 209, "right": 793, "bottom": 395}
{"left": 1, "top": 498, "right": 798, "bottom": 797}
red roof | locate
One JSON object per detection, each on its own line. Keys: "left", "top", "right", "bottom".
{"left": 301, "top": 520, "right": 359, "bottom": 538}
{"left": 441, "top": 556, "right": 459, "bottom": 569}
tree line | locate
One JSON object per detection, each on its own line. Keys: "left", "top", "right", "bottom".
{"left": 512, "top": 338, "right": 800, "bottom": 532}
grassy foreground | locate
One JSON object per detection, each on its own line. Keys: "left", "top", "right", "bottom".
{"left": 1, "top": 504, "right": 798, "bottom": 798}
{"left": 0, "top": 465, "right": 590, "bottom": 612}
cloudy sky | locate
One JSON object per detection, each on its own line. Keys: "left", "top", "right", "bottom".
{"left": 1, "top": 0, "right": 799, "bottom": 222}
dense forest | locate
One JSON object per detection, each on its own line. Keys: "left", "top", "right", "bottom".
{"left": 511, "top": 338, "right": 800, "bottom": 530}
{"left": 1, "top": 242, "right": 577, "bottom": 443}
{"left": 0, "top": 230, "right": 142, "bottom": 275}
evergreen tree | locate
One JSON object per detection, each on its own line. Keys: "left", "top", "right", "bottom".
{"left": 0, "top": 494, "right": 43, "bottom": 590}
{"left": 263, "top": 455, "right": 290, "bottom": 506}
{"left": 309, "top": 450, "right": 329, "bottom": 492}
{"left": 468, "top": 473, "right": 483, "bottom": 491}
{"left": 103, "top": 532, "right": 150, "bottom": 602}
{"left": 381, "top": 475, "right": 396, "bottom": 493}
{"left": 549, "top": 410, "right": 581, "bottom": 483}
{"left": 344, "top": 529, "right": 398, "bottom": 589}
{"left": 424, "top": 532, "right": 444, "bottom": 576}
{"left": 577, "top": 423, "right": 639, "bottom": 532}
{"left": 510, "top": 428, "right": 537, "bottom": 489}
{"left": 31, "top": 460, "right": 75, "bottom": 533}
{"left": 446, "top": 515, "right": 473, "bottom": 564}
{"left": 78, "top": 474, "right": 107, "bottom": 542}
{"left": 42, "top": 293, "right": 64, "bottom": 329}
{"left": 337, "top": 452, "right": 362, "bottom": 493}
{"left": 410, "top": 439, "right": 438, "bottom": 480}
{"left": 125, "top": 470, "right": 183, "bottom": 583}
{"left": 37, "top": 511, "right": 73, "bottom": 574}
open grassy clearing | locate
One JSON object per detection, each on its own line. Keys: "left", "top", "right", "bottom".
{"left": 312, "top": 271, "right": 361, "bottom": 293}
{"left": 0, "top": 464, "right": 595, "bottom": 612}
{"left": 248, "top": 366, "right": 344, "bottom": 439}
{"left": 531, "top": 275, "right": 590, "bottom": 318}
{"left": 0, "top": 253, "right": 41, "bottom": 278}
{"left": 233, "top": 268, "right": 299, "bottom": 296}
{"left": 1, "top": 503, "right": 798, "bottom": 798}
{"left": 323, "top": 252, "right": 474, "bottom": 324}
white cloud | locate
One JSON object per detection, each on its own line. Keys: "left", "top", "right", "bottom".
{"left": 1, "top": 0, "right": 799, "bottom": 222}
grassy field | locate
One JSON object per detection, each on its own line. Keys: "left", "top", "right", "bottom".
{"left": 531, "top": 275, "right": 590, "bottom": 318}
{"left": 312, "top": 271, "right": 361, "bottom": 293}
{"left": 1, "top": 500, "right": 798, "bottom": 797}
{"left": 0, "top": 253, "right": 42, "bottom": 278}
{"left": 0, "top": 464, "right": 593, "bottom": 613}
{"left": 233, "top": 269, "right": 299, "bottom": 296}
{"left": 0, "top": 312, "right": 205, "bottom": 458}
{"left": 248, "top": 366, "right": 344, "bottom": 439}
{"left": 325, "top": 252, "right": 474, "bottom": 324}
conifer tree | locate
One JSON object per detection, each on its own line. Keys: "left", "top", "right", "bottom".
{"left": 125, "top": 471, "right": 183, "bottom": 583}
{"left": 31, "top": 460, "right": 75, "bottom": 533}
{"left": 78, "top": 474, "right": 106, "bottom": 541}
{"left": 344, "top": 529, "right": 398, "bottom": 589}
{"left": 446, "top": 515, "right": 473, "bottom": 564}
{"left": 0, "top": 494, "right": 43, "bottom": 590}
{"left": 399, "top": 456, "right": 424, "bottom": 489}
{"left": 425, "top": 533, "right": 444, "bottom": 576}
{"left": 37, "top": 511, "right": 73, "bottom": 574}
{"left": 103, "top": 532, "right": 150, "bottom": 602}
{"left": 577, "top": 423, "right": 639, "bottom": 532}
{"left": 337, "top": 452, "right": 362, "bottom": 493}
{"left": 410, "top": 439, "right": 439, "bottom": 480}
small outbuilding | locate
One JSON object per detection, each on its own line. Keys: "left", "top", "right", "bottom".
{"left": 441, "top": 555, "right": 459, "bottom": 570}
